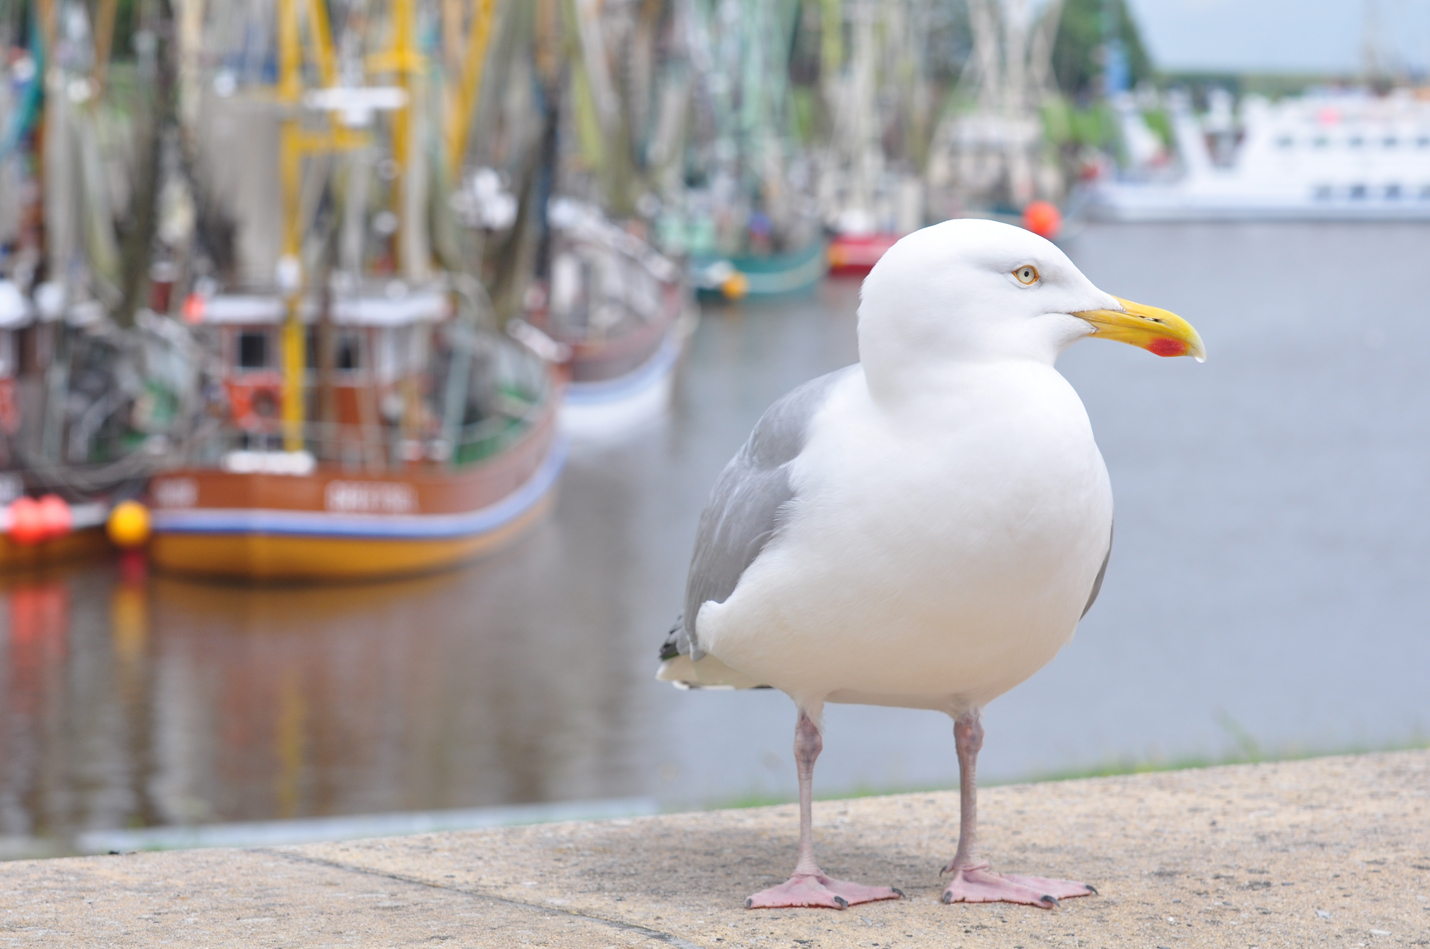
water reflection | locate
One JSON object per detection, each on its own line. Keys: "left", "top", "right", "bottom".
{"left": 0, "top": 282, "right": 863, "bottom": 845}
{"left": 4, "top": 227, "right": 1430, "bottom": 849}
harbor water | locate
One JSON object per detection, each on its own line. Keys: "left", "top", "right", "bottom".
{"left": 2, "top": 222, "right": 1428, "bottom": 848}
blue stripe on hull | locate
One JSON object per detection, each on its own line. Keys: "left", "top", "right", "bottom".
{"left": 564, "top": 332, "right": 681, "bottom": 406}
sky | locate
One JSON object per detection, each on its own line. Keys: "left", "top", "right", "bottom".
{"left": 1126, "top": 0, "right": 1430, "bottom": 74}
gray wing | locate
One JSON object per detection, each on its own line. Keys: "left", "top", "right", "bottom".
{"left": 1080, "top": 522, "right": 1113, "bottom": 619}
{"left": 664, "top": 366, "right": 856, "bottom": 662}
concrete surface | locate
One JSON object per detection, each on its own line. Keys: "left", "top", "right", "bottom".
{"left": 2, "top": 750, "right": 1427, "bottom": 947}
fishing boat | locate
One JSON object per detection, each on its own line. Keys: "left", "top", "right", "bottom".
{"left": 0, "top": 2, "right": 198, "bottom": 569}
{"left": 924, "top": 0, "right": 1066, "bottom": 222}
{"left": 499, "top": 0, "right": 696, "bottom": 437}
{"left": 818, "top": 1, "right": 933, "bottom": 277}
{"left": 0, "top": 282, "right": 110, "bottom": 567}
{"left": 146, "top": 0, "right": 564, "bottom": 581}
{"left": 149, "top": 283, "right": 562, "bottom": 581}
{"left": 530, "top": 199, "right": 687, "bottom": 437}
{"left": 1086, "top": 88, "right": 1430, "bottom": 222}
{"left": 690, "top": 239, "right": 828, "bottom": 298}
{"left": 662, "top": 0, "right": 826, "bottom": 301}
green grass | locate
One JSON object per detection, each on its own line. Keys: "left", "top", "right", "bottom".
{"left": 699, "top": 730, "right": 1430, "bottom": 812}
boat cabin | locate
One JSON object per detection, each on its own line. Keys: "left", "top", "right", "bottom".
{"left": 185, "top": 284, "right": 449, "bottom": 463}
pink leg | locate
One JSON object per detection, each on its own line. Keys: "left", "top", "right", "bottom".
{"left": 746, "top": 710, "right": 903, "bottom": 910}
{"left": 940, "top": 710, "right": 1098, "bottom": 909}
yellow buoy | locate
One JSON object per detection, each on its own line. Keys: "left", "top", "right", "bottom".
{"left": 107, "top": 500, "right": 152, "bottom": 549}
{"left": 721, "top": 271, "right": 750, "bottom": 300}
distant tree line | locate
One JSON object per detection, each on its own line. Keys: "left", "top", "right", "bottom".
{"left": 1052, "top": 0, "right": 1153, "bottom": 97}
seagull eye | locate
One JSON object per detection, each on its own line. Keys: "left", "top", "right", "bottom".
{"left": 1014, "top": 265, "right": 1040, "bottom": 286}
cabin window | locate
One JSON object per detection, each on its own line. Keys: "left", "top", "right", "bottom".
{"left": 15, "top": 326, "right": 33, "bottom": 375}
{"left": 1420, "top": 184, "right": 1430, "bottom": 200}
{"left": 237, "top": 330, "right": 270, "bottom": 370}
{"left": 336, "top": 331, "right": 362, "bottom": 372}
{"left": 1348, "top": 136, "right": 1364, "bottom": 148}
{"left": 1275, "top": 136, "right": 1293, "bottom": 149}
{"left": 1349, "top": 184, "right": 1368, "bottom": 199}
{"left": 1312, "top": 136, "right": 1329, "bottom": 148}
{"left": 1417, "top": 137, "right": 1430, "bottom": 149}
{"left": 1385, "top": 184, "right": 1403, "bottom": 200}
{"left": 1312, "top": 184, "right": 1333, "bottom": 200}
{"left": 1383, "top": 137, "right": 1398, "bottom": 148}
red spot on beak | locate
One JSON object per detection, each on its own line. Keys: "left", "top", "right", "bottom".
{"left": 1147, "top": 337, "right": 1188, "bottom": 358}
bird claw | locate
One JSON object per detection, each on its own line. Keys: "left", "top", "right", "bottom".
{"left": 746, "top": 873, "right": 902, "bottom": 910}
{"left": 940, "top": 865, "right": 1096, "bottom": 909}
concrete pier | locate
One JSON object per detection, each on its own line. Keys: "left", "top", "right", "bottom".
{"left": 2, "top": 750, "right": 1426, "bottom": 947}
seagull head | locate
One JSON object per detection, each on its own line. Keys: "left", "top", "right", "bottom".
{"left": 858, "top": 218, "right": 1204, "bottom": 395}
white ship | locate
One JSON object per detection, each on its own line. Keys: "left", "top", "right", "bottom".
{"left": 1088, "top": 88, "right": 1430, "bottom": 221}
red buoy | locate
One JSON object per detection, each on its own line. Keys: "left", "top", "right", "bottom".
{"left": 8, "top": 497, "right": 45, "bottom": 546}
{"left": 37, "top": 495, "right": 73, "bottom": 540}
{"left": 1022, "top": 201, "right": 1062, "bottom": 240}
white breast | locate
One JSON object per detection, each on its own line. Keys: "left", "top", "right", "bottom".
{"left": 697, "top": 363, "right": 1113, "bottom": 714}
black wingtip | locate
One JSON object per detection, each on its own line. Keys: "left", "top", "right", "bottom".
{"left": 891, "top": 887, "right": 905, "bottom": 898}
{"left": 1084, "top": 883, "right": 1098, "bottom": 895}
{"left": 745, "top": 897, "right": 753, "bottom": 909}
{"left": 658, "top": 616, "right": 684, "bottom": 661}
{"left": 833, "top": 895, "right": 848, "bottom": 908}
{"left": 1041, "top": 894, "right": 1059, "bottom": 906}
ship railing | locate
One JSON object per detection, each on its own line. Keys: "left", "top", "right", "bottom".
{"left": 175, "top": 396, "right": 546, "bottom": 475}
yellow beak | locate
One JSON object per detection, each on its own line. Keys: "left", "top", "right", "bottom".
{"left": 1074, "top": 297, "right": 1206, "bottom": 362}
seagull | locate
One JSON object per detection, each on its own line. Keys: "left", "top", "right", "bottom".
{"left": 658, "top": 218, "right": 1204, "bottom": 910}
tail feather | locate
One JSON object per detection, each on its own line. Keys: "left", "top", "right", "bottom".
{"left": 656, "top": 653, "right": 770, "bottom": 690}
{"left": 655, "top": 613, "right": 769, "bottom": 689}
{"left": 658, "top": 618, "right": 682, "bottom": 661}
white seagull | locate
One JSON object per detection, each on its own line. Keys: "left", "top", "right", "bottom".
{"left": 658, "top": 219, "right": 1204, "bottom": 910}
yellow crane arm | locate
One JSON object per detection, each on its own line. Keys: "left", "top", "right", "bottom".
{"left": 304, "top": 0, "right": 339, "bottom": 88}
{"left": 446, "top": 0, "right": 496, "bottom": 177}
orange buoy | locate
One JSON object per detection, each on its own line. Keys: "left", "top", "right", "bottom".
{"left": 721, "top": 271, "right": 750, "bottom": 300}
{"left": 7, "top": 497, "right": 45, "bottom": 546}
{"left": 37, "top": 494, "right": 73, "bottom": 540}
{"left": 1021, "top": 200, "right": 1062, "bottom": 240}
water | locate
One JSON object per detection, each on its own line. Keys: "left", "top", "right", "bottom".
{"left": 2, "top": 222, "right": 1428, "bottom": 849}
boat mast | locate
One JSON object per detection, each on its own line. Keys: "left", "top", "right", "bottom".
{"left": 930, "top": 0, "right": 1062, "bottom": 212}
{"left": 275, "top": 0, "right": 351, "bottom": 452}
{"left": 277, "top": 0, "right": 306, "bottom": 452}
{"left": 371, "top": 0, "right": 428, "bottom": 279}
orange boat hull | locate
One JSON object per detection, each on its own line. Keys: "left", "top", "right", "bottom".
{"left": 148, "top": 490, "right": 553, "bottom": 582}
{"left": 147, "top": 391, "right": 566, "bottom": 582}
{"left": 0, "top": 526, "right": 112, "bottom": 572}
